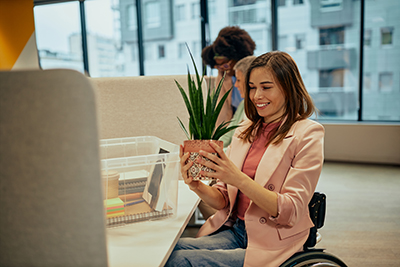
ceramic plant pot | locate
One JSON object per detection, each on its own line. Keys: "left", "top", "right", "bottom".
{"left": 183, "top": 140, "right": 223, "bottom": 181}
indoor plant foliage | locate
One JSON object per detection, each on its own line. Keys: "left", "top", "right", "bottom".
{"left": 175, "top": 46, "right": 238, "bottom": 180}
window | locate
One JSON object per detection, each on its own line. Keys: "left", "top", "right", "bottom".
{"left": 381, "top": 27, "right": 393, "bottom": 46}
{"left": 319, "top": 69, "right": 344, "bottom": 88}
{"left": 277, "top": 0, "right": 286, "bottom": 7}
{"left": 176, "top": 4, "right": 185, "bottom": 21}
{"left": 178, "top": 43, "right": 185, "bottom": 59}
{"left": 191, "top": 3, "right": 200, "bottom": 19}
{"left": 363, "top": 0, "right": 399, "bottom": 121}
{"left": 145, "top": 2, "right": 161, "bottom": 28}
{"left": 364, "top": 29, "right": 372, "bottom": 47}
{"left": 295, "top": 34, "right": 306, "bottom": 50}
{"left": 320, "top": 26, "right": 344, "bottom": 45}
{"left": 34, "top": 2, "right": 84, "bottom": 74}
{"left": 379, "top": 72, "right": 393, "bottom": 92}
{"left": 126, "top": 4, "right": 137, "bottom": 30}
{"left": 320, "top": 0, "right": 343, "bottom": 12}
{"left": 85, "top": 0, "right": 124, "bottom": 77}
{"left": 293, "top": 0, "right": 304, "bottom": 5}
{"left": 230, "top": 8, "right": 257, "bottom": 24}
{"left": 232, "top": 0, "right": 257, "bottom": 6}
{"left": 158, "top": 44, "right": 165, "bottom": 59}
{"left": 363, "top": 73, "right": 371, "bottom": 91}
{"left": 208, "top": 0, "right": 216, "bottom": 15}
{"left": 33, "top": 0, "right": 400, "bottom": 122}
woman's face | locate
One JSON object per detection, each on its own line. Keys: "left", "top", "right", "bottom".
{"left": 214, "top": 56, "right": 235, "bottom": 76}
{"left": 248, "top": 67, "right": 286, "bottom": 123}
{"left": 234, "top": 70, "right": 246, "bottom": 99}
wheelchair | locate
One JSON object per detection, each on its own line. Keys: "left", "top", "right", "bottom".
{"left": 279, "top": 192, "right": 348, "bottom": 267}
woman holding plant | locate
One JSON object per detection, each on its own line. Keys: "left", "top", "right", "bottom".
{"left": 166, "top": 51, "right": 325, "bottom": 267}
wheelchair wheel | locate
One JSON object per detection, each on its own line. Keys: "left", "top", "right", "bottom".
{"left": 280, "top": 251, "right": 347, "bottom": 267}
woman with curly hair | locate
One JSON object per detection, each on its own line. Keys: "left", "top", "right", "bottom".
{"left": 201, "top": 26, "right": 256, "bottom": 127}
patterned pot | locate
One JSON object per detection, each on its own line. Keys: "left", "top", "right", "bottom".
{"left": 183, "top": 140, "right": 223, "bottom": 181}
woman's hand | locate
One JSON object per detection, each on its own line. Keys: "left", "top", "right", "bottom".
{"left": 197, "top": 141, "right": 248, "bottom": 189}
{"left": 179, "top": 145, "right": 201, "bottom": 191}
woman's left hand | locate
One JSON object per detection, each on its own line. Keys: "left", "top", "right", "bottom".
{"left": 197, "top": 141, "right": 248, "bottom": 188}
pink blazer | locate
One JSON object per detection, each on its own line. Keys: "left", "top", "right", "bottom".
{"left": 196, "top": 118, "right": 325, "bottom": 267}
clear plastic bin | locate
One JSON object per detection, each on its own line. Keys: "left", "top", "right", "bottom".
{"left": 100, "top": 136, "right": 179, "bottom": 227}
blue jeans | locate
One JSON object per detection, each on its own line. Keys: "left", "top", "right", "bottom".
{"left": 165, "top": 219, "right": 247, "bottom": 267}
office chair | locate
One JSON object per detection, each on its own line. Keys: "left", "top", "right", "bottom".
{"left": 0, "top": 69, "right": 108, "bottom": 267}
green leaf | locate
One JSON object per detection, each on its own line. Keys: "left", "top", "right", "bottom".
{"left": 175, "top": 45, "right": 239, "bottom": 140}
{"left": 177, "top": 117, "right": 190, "bottom": 140}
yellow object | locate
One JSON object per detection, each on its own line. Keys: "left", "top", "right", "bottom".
{"left": 0, "top": 0, "right": 39, "bottom": 70}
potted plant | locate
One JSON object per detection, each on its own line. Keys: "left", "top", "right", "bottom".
{"left": 175, "top": 46, "right": 238, "bottom": 180}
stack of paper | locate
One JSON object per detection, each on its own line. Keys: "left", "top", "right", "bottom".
{"left": 104, "top": 198, "right": 125, "bottom": 218}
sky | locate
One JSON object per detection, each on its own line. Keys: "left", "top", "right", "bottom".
{"left": 34, "top": 0, "right": 115, "bottom": 53}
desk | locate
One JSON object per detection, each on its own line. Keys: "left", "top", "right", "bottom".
{"left": 107, "top": 181, "right": 200, "bottom": 267}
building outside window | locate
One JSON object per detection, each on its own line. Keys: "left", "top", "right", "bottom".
{"left": 178, "top": 43, "right": 185, "bottom": 59}
{"left": 364, "top": 29, "right": 372, "bottom": 47}
{"left": 320, "top": 0, "right": 343, "bottom": 12}
{"left": 144, "top": 43, "right": 153, "bottom": 61}
{"left": 319, "top": 69, "right": 344, "bottom": 88}
{"left": 278, "top": 35, "right": 288, "bottom": 51}
{"left": 379, "top": 72, "right": 393, "bottom": 92}
{"left": 158, "top": 44, "right": 165, "bottom": 59}
{"left": 293, "top": 0, "right": 304, "bottom": 5}
{"left": 295, "top": 34, "right": 306, "bottom": 50}
{"left": 381, "top": 27, "right": 393, "bottom": 46}
{"left": 363, "top": 0, "right": 399, "bottom": 121}
{"left": 34, "top": 2, "right": 84, "bottom": 74}
{"left": 191, "top": 2, "right": 200, "bottom": 19}
{"left": 176, "top": 4, "right": 186, "bottom": 21}
{"left": 145, "top": 1, "right": 161, "bottom": 29}
{"left": 363, "top": 73, "right": 371, "bottom": 91}
{"left": 320, "top": 26, "right": 344, "bottom": 46}
{"left": 127, "top": 4, "right": 137, "bottom": 30}
{"left": 33, "top": 0, "right": 400, "bottom": 122}
{"left": 277, "top": 0, "right": 286, "bottom": 7}
{"left": 233, "top": 0, "right": 257, "bottom": 6}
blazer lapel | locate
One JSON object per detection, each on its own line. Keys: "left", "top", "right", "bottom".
{"left": 254, "top": 123, "right": 297, "bottom": 188}
{"left": 227, "top": 137, "right": 251, "bottom": 210}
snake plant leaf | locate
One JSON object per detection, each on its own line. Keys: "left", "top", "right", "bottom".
{"left": 212, "top": 121, "right": 240, "bottom": 140}
{"left": 176, "top": 44, "right": 239, "bottom": 140}
{"left": 177, "top": 117, "right": 190, "bottom": 140}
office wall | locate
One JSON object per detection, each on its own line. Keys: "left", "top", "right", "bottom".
{"left": 0, "top": 0, "right": 39, "bottom": 70}
{"left": 323, "top": 123, "right": 400, "bottom": 165}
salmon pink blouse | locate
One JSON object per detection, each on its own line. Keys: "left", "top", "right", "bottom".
{"left": 236, "top": 121, "right": 281, "bottom": 220}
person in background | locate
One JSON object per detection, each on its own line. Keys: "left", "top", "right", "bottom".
{"left": 202, "top": 26, "right": 256, "bottom": 127}
{"left": 165, "top": 51, "right": 325, "bottom": 267}
{"left": 219, "top": 55, "right": 256, "bottom": 149}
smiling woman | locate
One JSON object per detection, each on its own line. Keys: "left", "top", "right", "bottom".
{"left": 166, "top": 51, "right": 325, "bottom": 267}
{"left": 248, "top": 67, "right": 286, "bottom": 124}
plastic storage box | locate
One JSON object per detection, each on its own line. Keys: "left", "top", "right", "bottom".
{"left": 99, "top": 136, "right": 179, "bottom": 227}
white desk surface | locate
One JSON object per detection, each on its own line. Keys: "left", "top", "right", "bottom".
{"left": 107, "top": 181, "right": 200, "bottom": 267}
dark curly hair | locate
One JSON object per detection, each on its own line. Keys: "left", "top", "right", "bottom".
{"left": 202, "top": 26, "right": 256, "bottom": 68}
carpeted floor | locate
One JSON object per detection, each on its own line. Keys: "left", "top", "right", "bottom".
{"left": 181, "top": 162, "right": 400, "bottom": 267}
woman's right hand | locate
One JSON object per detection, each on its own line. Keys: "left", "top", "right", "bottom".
{"left": 180, "top": 145, "right": 201, "bottom": 191}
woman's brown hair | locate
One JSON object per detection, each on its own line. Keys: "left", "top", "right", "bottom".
{"left": 240, "top": 51, "right": 316, "bottom": 146}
